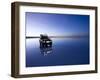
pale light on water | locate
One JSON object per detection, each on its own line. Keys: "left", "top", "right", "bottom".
{"left": 26, "top": 38, "right": 89, "bottom": 67}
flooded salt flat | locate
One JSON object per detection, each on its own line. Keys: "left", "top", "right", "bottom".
{"left": 26, "top": 38, "right": 89, "bottom": 67}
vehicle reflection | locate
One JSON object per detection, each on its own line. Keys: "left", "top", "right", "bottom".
{"left": 40, "top": 46, "right": 53, "bottom": 56}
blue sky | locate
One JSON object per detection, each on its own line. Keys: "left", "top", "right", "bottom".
{"left": 25, "top": 12, "right": 89, "bottom": 36}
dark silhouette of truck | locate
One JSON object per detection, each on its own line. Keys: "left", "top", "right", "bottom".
{"left": 39, "top": 34, "right": 52, "bottom": 48}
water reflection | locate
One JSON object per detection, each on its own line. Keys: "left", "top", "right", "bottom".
{"left": 26, "top": 38, "right": 89, "bottom": 67}
{"left": 40, "top": 47, "right": 53, "bottom": 56}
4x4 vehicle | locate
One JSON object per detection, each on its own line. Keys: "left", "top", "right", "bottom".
{"left": 39, "top": 34, "right": 52, "bottom": 48}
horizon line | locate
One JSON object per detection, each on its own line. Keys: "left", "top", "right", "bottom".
{"left": 26, "top": 35, "right": 89, "bottom": 39}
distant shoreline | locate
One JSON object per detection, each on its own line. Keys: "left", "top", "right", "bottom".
{"left": 26, "top": 35, "right": 89, "bottom": 39}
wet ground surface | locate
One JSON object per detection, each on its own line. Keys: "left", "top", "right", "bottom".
{"left": 26, "top": 38, "right": 89, "bottom": 67}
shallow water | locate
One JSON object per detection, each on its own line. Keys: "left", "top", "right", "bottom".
{"left": 26, "top": 38, "right": 89, "bottom": 67}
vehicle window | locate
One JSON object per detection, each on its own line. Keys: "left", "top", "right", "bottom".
{"left": 41, "top": 35, "right": 48, "bottom": 39}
